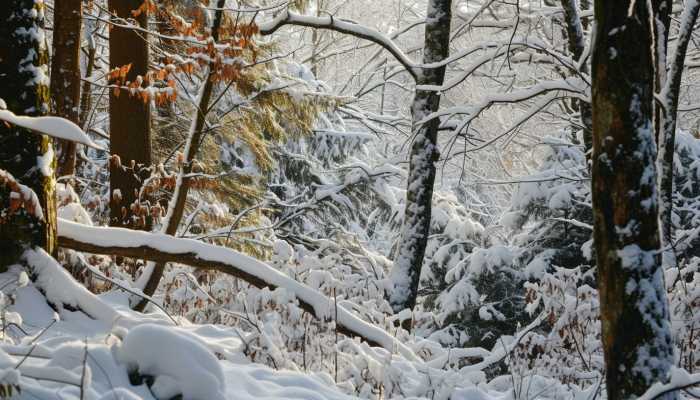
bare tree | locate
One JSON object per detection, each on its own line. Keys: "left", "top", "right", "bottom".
{"left": 260, "top": 1, "right": 454, "bottom": 316}
{"left": 591, "top": 1, "right": 676, "bottom": 398}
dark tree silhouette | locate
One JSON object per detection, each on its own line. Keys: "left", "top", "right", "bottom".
{"left": 0, "top": 0, "right": 57, "bottom": 266}
{"left": 591, "top": 0, "right": 675, "bottom": 398}
{"left": 108, "top": 0, "right": 152, "bottom": 228}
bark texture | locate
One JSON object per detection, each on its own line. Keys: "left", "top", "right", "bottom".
{"left": 108, "top": 0, "right": 152, "bottom": 228}
{"left": 591, "top": 0, "right": 675, "bottom": 398}
{"left": 388, "top": 0, "right": 452, "bottom": 313}
{"left": 0, "top": 0, "right": 57, "bottom": 267}
{"left": 51, "top": 0, "right": 82, "bottom": 177}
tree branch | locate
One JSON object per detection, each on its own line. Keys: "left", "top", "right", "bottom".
{"left": 56, "top": 219, "right": 419, "bottom": 361}
{"left": 258, "top": 9, "right": 419, "bottom": 78}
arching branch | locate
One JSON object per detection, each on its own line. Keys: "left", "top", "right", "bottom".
{"left": 258, "top": 9, "right": 420, "bottom": 78}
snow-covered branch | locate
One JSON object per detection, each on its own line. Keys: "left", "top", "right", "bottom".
{"left": 22, "top": 248, "right": 120, "bottom": 324}
{"left": 426, "top": 78, "right": 587, "bottom": 142}
{"left": 258, "top": 9, "right": 420, "bottom": 78}
{"left": 0, "top": 108, "right": 104, "bottom": 150}
{"left": 417, "top": 41, "right": 585, "bottom": 92}
{"left": 56, "top": 219, "right": 418, "bottom": 361}
{"left": 637, "top": 367, "right": 700, "bottom": 400}
{"left": 0, "top": 168, "right": 44, "bottom": 219}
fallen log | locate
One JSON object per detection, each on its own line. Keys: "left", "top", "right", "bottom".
{"left": 57, "top": 218, "right": 418, "bottom": 361}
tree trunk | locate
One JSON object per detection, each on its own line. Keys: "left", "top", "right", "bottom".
{"left": 559, "top": 0, "right": 592, "bottom": 155}
{"left": 51, "top": 0, "right": 83, "bottom": 178}
{"left": 135, "top": 0, "right": 226, "bottom": 311}
{"left": 388, "top": 0, "right": 452, "bottom": 314}
{"left": 580, "top": 0, "right": 591, "bottom": 30}
{"left": 658, "top": 0, "right": 700, "bottom": 262}
{"left": 591, "top": 0, "right": 675, "bottom": 399}
{"left": 654, "top": 0, "right": 672, "bottom": 145}
{"left": 0, "top": 0, "right": 57, "bottom": 267}
{"left": 108, "top": 0, "right": 151, "bottom": 228}
{"left": 310, "top": 0, "right": 325, "bottom": 78}
{"left": 79, "top": 14, "right": 98, "bottom": 129}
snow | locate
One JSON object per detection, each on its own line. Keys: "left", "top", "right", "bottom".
{"left": 22, "top": 248, "right": 120, "bottom": 324}
{"left": 36, "top": 146, "right": 53, "bottom": 177}
{"left": 0, "top": 108, "right": 104, "bottom": 150}
{"left": 0, "top": 266, "right": 361, "bottom": 400}
{"left": 221, "top": 362, "right": 355, "bottom": 400}
{"left": 12, "top": 1, "right": 700, "bottom": 399}
{"left": 58, "top": 219, "right": 419, "bottom": 361}
{"left": 637, "top": 367, "right": 700, "bottom": 400}
{"left": 116, "top": 324, "right": 227, "bottom": 400}
{"left": 57, "top": 183, "right": 93, "bottom": 226}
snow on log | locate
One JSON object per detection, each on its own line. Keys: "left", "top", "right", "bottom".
{"left": 22, "top": 248, "right": 121, "bottom": 324}
{"left": 57, "top": 219, "right": 419, "bottom": 361}
{"left": 0, "top": 108, "right": 104, "bottom": 150}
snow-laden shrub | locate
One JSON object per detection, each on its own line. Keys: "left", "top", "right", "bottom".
{"left": 487, "top": 131, "right": 700, "bottom": 389}
{"left": 116, "top": 324, "right": 226, "bottom": 400}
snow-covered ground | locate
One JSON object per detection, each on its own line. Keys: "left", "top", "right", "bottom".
{"left": 0, "top": 265, "right": 356, "bottom": 400}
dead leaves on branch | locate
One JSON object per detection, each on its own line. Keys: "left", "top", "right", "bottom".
{"left": 131, "top": 0, "right": 158, "bottom": 18}
{"left": 108, "top": 0, "right": 261, "bottom": 104}
{"left": 0, "top": 169, "right": 44, "bottom": 223}
{"left": 108, "top": 153, "right": 233, "bottom": 229}
{"left": 107, "top": 63, "right": 178, "bottom": 105}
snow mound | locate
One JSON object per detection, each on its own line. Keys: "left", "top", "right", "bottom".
{"left": 116, "top": 324, "right": 226, "bottom": 400}
{"left": 222, "top": 362, "right": 356, "bottom": 400}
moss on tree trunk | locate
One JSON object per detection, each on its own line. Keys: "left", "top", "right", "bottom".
{"left": 0, "top": 0, "right": 56, "bottom": 269}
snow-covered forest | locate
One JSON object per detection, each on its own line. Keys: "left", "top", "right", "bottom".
{"left": 1, "top": 0, "right": 700, "bottom": 398}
